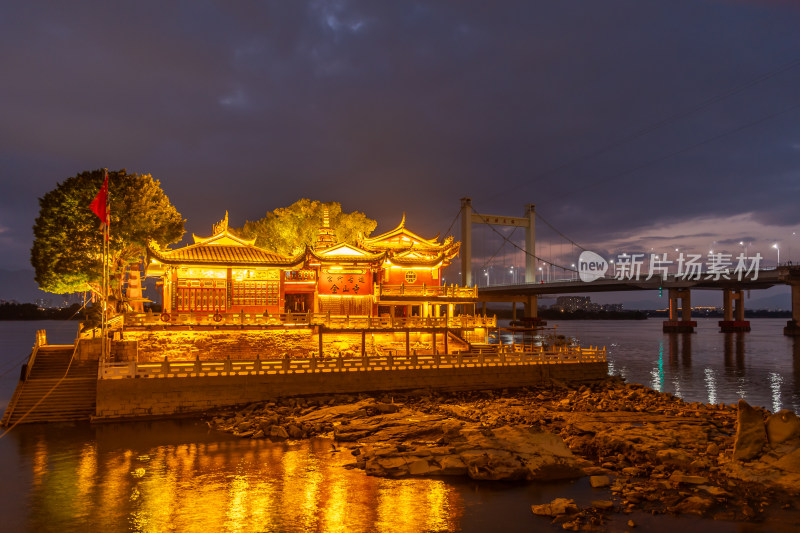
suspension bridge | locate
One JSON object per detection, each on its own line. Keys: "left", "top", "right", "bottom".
{"left": 450, "top": 198, "right": 800, "bottom": 335}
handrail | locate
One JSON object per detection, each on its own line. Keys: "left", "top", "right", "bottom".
{"left": 124, "top": 312, "right": 497, "bottom": 329}
{"left": 23, "top": 330, "right": 47, "bottom": 382}
{"left": 98, "top": 345, "right": 606, "bottom": 379}
{"left": 378, "top": 284, "right": 478, "bottom": 299}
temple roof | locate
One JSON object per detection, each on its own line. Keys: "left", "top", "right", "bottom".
{"left": 147, "top": 212, "right": 304, "bottom": 267}
{"left": 308, "top": 242, "right": 386, "bottom": 264}
{"left": 359, "top": 214, "right": 449, "bottom": 253}
{"left": 358, "top": 215, "right": 460, "bottom": 268}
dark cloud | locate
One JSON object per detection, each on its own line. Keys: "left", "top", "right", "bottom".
{"left": 1, "top": 0, "right": 800, "bottom": 275}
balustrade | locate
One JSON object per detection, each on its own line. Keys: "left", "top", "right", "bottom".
{"left": 98, "top": 345, "right": 606, "bottom": 379}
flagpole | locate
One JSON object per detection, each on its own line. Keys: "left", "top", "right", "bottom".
{"left": 102, "top": 169, "right": 109, "bottom": 363}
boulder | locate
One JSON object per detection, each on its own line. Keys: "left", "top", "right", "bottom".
{"left": 269, "top": 425, "right": 289, "bottom": 440}
{"left": 531, "top": 498, "right": 578, "bottom": 516}
{"left": 591, "top": 500, "right": 614, "bottom": 510}
{"left": 455, "top": 426, "right": 585, "bottom": 481}
{"left": 766, "top": 410, "right": 800, "bottom": 446}
{"left": 589, "top": 475, "right": 611, "bottom": 488}
{"left": 436, "top": 455, "right": 468, "bottom": 476}
{"left": 671, "top": 495, "right": 714, "bottom": 516}
{"left": 407, "top": 459, "right": 441, "bottom": 476}
{"left": 655, "top": 448, "right": 692, "bottom": 468}
{"left": 365, "top": 456, "right": 408, "bottom": 477}
{"left": 733, "top": 400, "right": 766, "bottom": 461}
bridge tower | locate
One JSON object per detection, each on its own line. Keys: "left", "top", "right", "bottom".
{"left": 460, "top": 198, "right": 539, "bottom": 318}
{"left": 460, "top": 198, "right": 535, "bottom": 286}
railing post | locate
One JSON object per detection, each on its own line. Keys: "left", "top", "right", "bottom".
{"left": 194, "top": 355, "right": 201, "bottom": 375}
{"left": 224, "top": 356, "right": 232, "bottom": 375}
{"left": 310, "top": 356, "right": 317, "bottom": 372}
{"left": 282, "top": 353, "right": 290, "bottom": 371}
{"left": 161, "top": 356, "right": 170, "bottom": 376}
{"left": 254, "top": 355, "right": 262, "bottom": 374}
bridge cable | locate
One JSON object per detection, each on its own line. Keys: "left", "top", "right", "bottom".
{"left": 471, "top": 207, "right": 577, "bottom": 273}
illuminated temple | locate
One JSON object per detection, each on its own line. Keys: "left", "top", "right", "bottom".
{"left": 145, "top": 212, "right": 477, "bottom": 319}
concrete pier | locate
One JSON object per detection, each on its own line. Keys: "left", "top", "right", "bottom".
{"left": 784, "top": 280, "right": 800, "bottom": 336}
{"left": 663, "top": 288, "right": 696, "bottom": 333}
{"left": 719, "top": 288, "right": 750, "bottom": 332}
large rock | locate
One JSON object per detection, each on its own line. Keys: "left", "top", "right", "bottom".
{"left": 766, "top": 410, "right": 800, "bottom": 446}
{"left": 531, "top": 498, "right": 578, "bottom": 516}
{"left": 454, "top": 426, "right": 585, "bottom": 481}
{"left": 733, "top": 400, "right": 766, "bottom": 461}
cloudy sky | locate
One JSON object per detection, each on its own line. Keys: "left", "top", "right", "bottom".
{"left": 2, "top": 1, "right": 799, "bottom": 304}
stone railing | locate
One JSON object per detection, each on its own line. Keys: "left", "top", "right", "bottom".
{"left": 378, "top": 284, "right": 478, "bottom": 299}
{"left": 97, "top": 345, "right": 605, "bottom": 380}
{"left": 124, "top": 312, "right": 496, "bottom": 330}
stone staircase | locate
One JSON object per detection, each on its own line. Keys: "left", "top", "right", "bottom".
{"left": 1, "top": 346, "right": 98, "bottom": 425}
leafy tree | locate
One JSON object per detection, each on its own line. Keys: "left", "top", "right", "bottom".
{"left": 31, "top": 169, "right": 184, "bottom": 303}
{"left": 237, "top": 199, "right": 377, "bottom": 256}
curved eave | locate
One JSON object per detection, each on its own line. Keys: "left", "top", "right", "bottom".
{"left": 146, "top": 245, "right": 305, "bottom": 269}
{"left": 387, "top": 253, "right": 446, "bottom": 267}
{"left": 308, "top": 249, "right": 386, "bottom": 264}
{"left": 360, "top": 218, "right": 441, "bottom": 249}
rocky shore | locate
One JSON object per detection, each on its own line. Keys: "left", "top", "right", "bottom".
{"left": 206, "top": 377, "right": 800, "bottom": 530}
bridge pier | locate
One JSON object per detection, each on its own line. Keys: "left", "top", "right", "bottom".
{"left": 719, "top": 288, "right": 750, "bottom": 332}
{"left": 663, "top": 288, "right": 696, "bottom": 333}
{"left": 784, "top": 282, "right": 800, "bottom": 336}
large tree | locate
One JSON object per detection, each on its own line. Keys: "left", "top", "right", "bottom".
{"left": 237, "top": 199, "right": 377, "bottom": 256}
{"left": 31, "top": 169, "right": 184, "bottom": 299}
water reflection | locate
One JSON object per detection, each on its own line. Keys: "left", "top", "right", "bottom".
{"left": 13, "top": 422, "right": 463, "bottom": 532}
{"left": 723, "top": 333, "right": 746, "bottom": 370}
{"left": 667, "top": 333, "right": 692, "bottom": 368}
{"left": 650, "top": 340, "right": 665, "bottom": 392}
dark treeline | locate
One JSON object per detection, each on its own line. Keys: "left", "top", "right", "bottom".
{"left": 0, "top": 302, "right": 84, "bottom": 320}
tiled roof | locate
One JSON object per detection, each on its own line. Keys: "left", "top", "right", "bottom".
{"left": 148, "top": 243, "right": 304, "bottom": 266}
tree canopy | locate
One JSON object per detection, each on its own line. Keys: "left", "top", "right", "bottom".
{"left": 31, "top": 169, "right": 184, "bottom": 296}
{"left": 237, "top": 199, "right": 377, "bottom": 256}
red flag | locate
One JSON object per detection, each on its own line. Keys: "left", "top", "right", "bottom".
{"left": 89, "top": 171, "right": 109, "bottom": 225}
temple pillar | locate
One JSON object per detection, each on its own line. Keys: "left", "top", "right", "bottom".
{"left": 663, "top": 288, "right": 696, "bottom": 333}
{"left": 720, "top": 288, "right": 751, "bottom": 332}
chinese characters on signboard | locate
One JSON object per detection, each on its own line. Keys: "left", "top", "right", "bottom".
{"left": 318, "top": 268, "right": 373, "bottom": 295}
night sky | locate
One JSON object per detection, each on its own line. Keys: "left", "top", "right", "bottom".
{"left": 2, "top": 1, "right": 799, "bottom": 306}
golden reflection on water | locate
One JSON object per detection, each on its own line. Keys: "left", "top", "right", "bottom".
{"left": 23, "top": 431, "right": 463, "bottom": 532}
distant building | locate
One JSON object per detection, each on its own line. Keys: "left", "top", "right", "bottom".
{"left": 552, "top": 296, "right": 622, "bottom": 313}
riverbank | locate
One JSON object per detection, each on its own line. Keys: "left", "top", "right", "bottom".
{"left": 207, "top": 377, "right": 800, "bottom": 531}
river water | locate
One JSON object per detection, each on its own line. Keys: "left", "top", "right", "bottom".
{"left": 0, "top": 319, "right": 798, "bottom": 532}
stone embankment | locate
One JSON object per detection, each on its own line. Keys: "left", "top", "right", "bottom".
{"left": 206, "top": 377, "right": 800, "bottom": 530}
